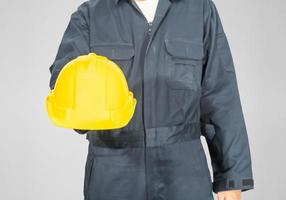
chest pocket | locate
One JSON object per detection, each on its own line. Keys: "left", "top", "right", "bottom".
{"left": 90, "top": 43, "right": 135, "bottom": 77}
{"left": 164, "top": 38, "right": 204, "bottom": 91}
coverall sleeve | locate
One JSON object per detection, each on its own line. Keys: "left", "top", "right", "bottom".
{"left": 200, "top": 0, "right": 254, "bottom": 193}
{"left": 48, "top": 3, "right": 90, "bottom": 135}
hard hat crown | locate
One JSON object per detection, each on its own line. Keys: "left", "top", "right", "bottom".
{"left": 46, "top": 53, "right": 137, "bottom": 130}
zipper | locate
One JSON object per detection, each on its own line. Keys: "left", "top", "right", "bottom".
{"left": 142, "top": 21, "right": 152, "bottom": 132}
{"left": 142, "top": 21, "right": 152, "bottom": 200}
{"left": 142, "top": 21, "right": 153, "bottom": 142}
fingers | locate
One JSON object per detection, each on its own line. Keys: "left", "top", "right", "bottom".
{"left": 217, "top": 192, "right": 225, "bottom": 200}
{"left": 217, "top": 190, "right": 242, "bottom": 200}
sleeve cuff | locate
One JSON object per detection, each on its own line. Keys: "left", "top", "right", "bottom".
{"left": 213, "top": 178, "right": 254, "bottom": 193}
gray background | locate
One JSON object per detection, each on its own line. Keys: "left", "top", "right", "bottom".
{"left": 0, "top": 0, "right": 285, "bottom": 199}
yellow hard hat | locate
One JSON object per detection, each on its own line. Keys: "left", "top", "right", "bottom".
{"left": 46, "top": 53, "right": 137, "bottom": 130}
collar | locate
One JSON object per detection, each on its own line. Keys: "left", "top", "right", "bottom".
{"left": 114, "top": 0, "right": 179, "bottom": 5}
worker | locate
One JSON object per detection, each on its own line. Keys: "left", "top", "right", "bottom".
{"left": 48, "top": 0, "right": 254, "bottom": 199}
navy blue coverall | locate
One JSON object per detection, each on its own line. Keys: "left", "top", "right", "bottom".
{"left": 48, "top": 0, "right": 254, "bottom": 199}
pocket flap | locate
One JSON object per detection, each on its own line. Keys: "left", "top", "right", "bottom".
{"left": 164, "top": 38, "right": 204, "bottom": 60}
{"left": 91, "top": 43, "right": 135, "bottom": 60}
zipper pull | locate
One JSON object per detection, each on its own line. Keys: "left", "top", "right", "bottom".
{"left": 147, "top": 22, "right": 152, "bottom": 34}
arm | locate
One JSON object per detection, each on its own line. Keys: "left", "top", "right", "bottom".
{"left": 200, "top": 0, "right": 254, "bottom": 195}
{"left": 48, "top": 3, "right": 90, "bottom": 134}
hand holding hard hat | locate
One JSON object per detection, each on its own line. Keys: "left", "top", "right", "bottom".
{"left": 46, "top": 53, "right": 137, "bottom": 130}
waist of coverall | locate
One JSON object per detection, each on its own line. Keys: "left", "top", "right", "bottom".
{"left": 86, "top": 122, "right": 202, "bottom": 148}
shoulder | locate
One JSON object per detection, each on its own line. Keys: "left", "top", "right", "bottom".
{"left": 73, "top": 0, "right": 101, "bottom": 15}
{"left": 70, "top": 0, "right": 102, "bottom": 24}
{"left": 203, "top": 0, "right": 225, "bottom": 33}
{"left": 202, "top": 0, "right": 217, "bottom": 18}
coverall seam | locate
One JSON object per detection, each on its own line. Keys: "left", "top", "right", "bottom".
{"left": 86, "top": 121, "right": 201, "bottom": 134}
{"left": 88, "top": 137, "right": 202, "bottom": 150}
